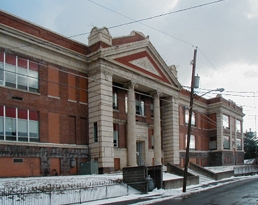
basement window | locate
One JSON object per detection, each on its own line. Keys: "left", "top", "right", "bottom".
{"left": 12, "top": 96, "right": 23, "bottom": 101}
{"left": 13, "top": 158, "right": 23, "bottom": 163}
{"left": 94, "top": 122, "right": 98, "bottom": 142}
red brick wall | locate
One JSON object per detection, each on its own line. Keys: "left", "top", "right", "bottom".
{"left": 114, "top": 158, "right": 120, "bottom": 171}
{"left": 0, "top": 10, "right": 88, "bottom": 54}
{"left": 79, "top": 77, "right": 87, "bottom": 103}
{"left": 48, "top": 113, "right": 60, "bottom": 143}
{"left": 179, "top": 106, "right": 185, "bottom": 125}
{"left": 50, "top": 158, "right": 60, "bottom": 176}
{"left": 0, "top": 49, "right": 88, "bottom": 146}
{"left": 208, "top": 113, "right": 217, "bottom": 129}
{"left": 48, "top": 65, "right": 59, "bottom": 97}
{"left": 0, "top": 157, "right": 40, "bottom": 177}
{"left": 68, "top": 73, "right": 76, "bottom": 101}
{"left": 69, "top": 116, "right": 76, "bottom": 144}
{"left": 179, "top": 133, "right": 185, "bottom": 150}
{"left": 119, "top": 123, "right": 126, "bottom": 148}
{"left": 80, "top": 118, "right": 88, "bottom": 145}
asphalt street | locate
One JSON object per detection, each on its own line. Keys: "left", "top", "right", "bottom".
{"left": 153, "top": 177, "right": 258, "bottom": 205}
{"left": 104, "top": 177, "right": 258, "bottom": 205}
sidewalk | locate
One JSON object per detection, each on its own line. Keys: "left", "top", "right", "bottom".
{"left": 85, "top": 174, "right": 258, "bottom": 205}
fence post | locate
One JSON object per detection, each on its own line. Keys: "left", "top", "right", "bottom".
{"left": 49, "top": 184, "right": 51, "bottom": 205}
{"left": 80, "top": 186, "right": 81, "bottom": 204}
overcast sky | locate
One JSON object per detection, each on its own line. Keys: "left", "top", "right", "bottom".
{"left": 1, "top": 0, "right": 258, "bottom": 132}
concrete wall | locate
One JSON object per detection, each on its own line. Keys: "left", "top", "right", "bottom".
{"left": 163, "top": 176, "right": 199, "bottom": 189}
{"left": 234, "top": 165, "right": 258, "bottom": 175}
{"left": 190, "top": 162, "right": 234, "bottom": 180}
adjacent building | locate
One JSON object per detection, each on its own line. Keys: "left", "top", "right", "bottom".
{"left": 0, "top": 10, "right": 244, "bottom": 177}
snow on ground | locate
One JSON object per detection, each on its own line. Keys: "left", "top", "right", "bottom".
{"left": 163, "top": 172, "right": 182, "bottom": 181}
{"left": 84, "top": 174, "right": 258, "bottom": 205}
{"left": 0, "top": 173, "right": 123, "bottom": 190}
{"left": 0, "top": 166, "right": 255, "bottom": 205}
{"left": 244, "top": 159, "right": 256, "bottom": 164}
{"left": 204, "top": 166, "right": 234, "bottom": 173}
{"left": 0, "top": 166, "right": 233, "bottom": 190}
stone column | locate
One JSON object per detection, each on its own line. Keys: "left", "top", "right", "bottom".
{"left": 126, "top": 81, "right": 137, "bottom": 167}
{"left": 162, "top": 96, "right": 179, "bottom": 165}
{"left": 88, "top": 68, "right": 114, "bottom": 173}
{"left": 153, "top": 91, "right": 162, "bottom": 165}
{"left": 216, "top": 110, "right": 224, "bottom": 151}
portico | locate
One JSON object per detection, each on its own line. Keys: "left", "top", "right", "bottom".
{"left": 86, "top": 27, "right": 181, "bottom": 172}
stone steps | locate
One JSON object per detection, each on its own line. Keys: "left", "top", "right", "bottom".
{"left": 188, "top": 168, "right": 214, "bottom": 184}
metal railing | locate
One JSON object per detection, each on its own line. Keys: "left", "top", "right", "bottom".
{"left": 0, "top": 179, "right": 138, "bottom": 205}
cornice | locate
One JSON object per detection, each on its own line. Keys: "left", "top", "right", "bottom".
{"left": 0, "top": 24, "right": 88, "bottom": 71}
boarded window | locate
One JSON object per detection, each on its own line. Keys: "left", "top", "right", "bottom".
{"left": 48, "top": 66, "right": 59, "bottom": 97}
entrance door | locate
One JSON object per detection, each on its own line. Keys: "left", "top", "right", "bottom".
{"left": 136, "top": 141, "right": 144, "bottom": 166}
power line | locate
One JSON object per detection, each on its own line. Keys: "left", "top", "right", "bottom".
{"left": 6, "top": 0, "right": 227, "bottom": 51}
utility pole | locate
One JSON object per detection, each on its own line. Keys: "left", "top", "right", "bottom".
{"left": 182, "top": 47, "right": 197, "bottom": 192}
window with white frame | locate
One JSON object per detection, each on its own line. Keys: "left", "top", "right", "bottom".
{"left": 185, "top": 134, "right": 196, "bottom": 150}
{"left": 0, "top": 106, "right": 39, "bottom": 142}
{"left": 0, "top": 52, "right": 39, "bottom": 92}
{"left": 236, "top": 119, "right": 241, "bottom": 133}
{"left": 150, "top": 104, "right": 154, "bottom": 118}
{"left": 223, "top": 135, "right": 230, "bottom": 149}
{"left": 113, "top": 123, "right": 119, "bottom": 147}
{"left": 113, "top": 92, "right": 118, "bottom": 110}
{"left": 185, "top": 108, "right": 196, "bottom": 126}
{"left": 236, "top": 138, "right": 242, "bottom": 150}
{"left": 136, "top": 100, "right": 145, "bottom": 116}
{"left": 223, "top": 114, "right": 229, "bottom": 129}
{"left": 125, "top": 95, "right": 128, "bottom": 113}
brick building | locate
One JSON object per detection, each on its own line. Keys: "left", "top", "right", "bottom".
{"left": 0, "top": 10, "right": 244, "bottom": 177}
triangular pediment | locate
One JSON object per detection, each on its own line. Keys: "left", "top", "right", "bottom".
{"left": 129, "top": 56, "right": 161, "bottom": 77}
{"left": 113, "top": 51, "right": 171, "bottom": 84}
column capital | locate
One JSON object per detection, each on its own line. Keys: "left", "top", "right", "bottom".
{"left": 124, "top": 81, "right": 138, "bottom": 90}
{"left": 150, "top": 90, "right": 162, "bottom": 98}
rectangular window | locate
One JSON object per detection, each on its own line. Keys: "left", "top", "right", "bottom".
{"left": 113, "top": 123, "right": 119, "bottom": 147}
{"left": 209, "top": 136, "right": 217, "bottom": 150}
{"left": 94, "top": 122, "right": 98, "bottom": 142}
{"left": 135, "top": 94, "right": 145, "bottom": 116}
{"left": 236, "top": 138, "right": 242, "bottom": 150}
{"left": 13, "top": 158, "right": 24, "bottom": 163}
{"left": 125, "top": 95, "right": 128, "bottom": 113}
{"left": 0, "top": 106, "right": 39, "bottom": 142}
{"left": 223, "top": 136, "right": 230, "bottom": 149}
{"left": 5, "top": 107, "right": 16, "bottom": 141}
{"left": 185, "top": 134, "right": 196, "bottom": 150}
{"left": 150, "top": 104, "right": 154, "bottom": 118}
{"left": 0, "top": 52, "right": 39, "bottom": 92}
{"left": 136, "top": 100, "right": 145, "bottom": 116}
{"left": 29, "top": 111, "right": 39, "bottom": 142}
{"left": 223, "top": 114, "right": 229, "bottom": 129}
{"left": 113, "top": 92, "right": 118, "bottom": 110}
{"left": 68, "top": 73, "right": 76, "bottom": 101}
{"left": 5, "top": 53, "right": 16, "bottom": 88}
{"left": 236, "top": 120, "right": 241, "bottom": 133}
{"left": 151, "top": 135, "right": 154, "bottom": 149}
{"left": 185, "top": 108, "right": 196, "bottom": 126}
{"left": 28, "top": 61, "right": 39, "bottom": 92}
{"left": 17, "top": 57, "right": 28, "bottom": 91}
{"left": 0, "top": 106, "right": 3, "bottom": 140}
{"left": 79, "top": 77, "right": 87, "bottom": 103}
{"left": 18, "top": 109, "right": 28, "bottom": 141}
{"left": 48, "top": 66, "right": 59, "bottom": 97}
{"left": 0, "top": 51, "right": 4, "bottom": 85}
